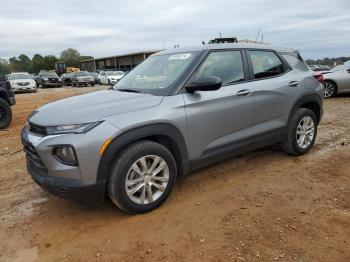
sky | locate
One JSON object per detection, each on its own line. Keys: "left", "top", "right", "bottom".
{"left": 0, "top": 0, "right": 349, "bottom": 60}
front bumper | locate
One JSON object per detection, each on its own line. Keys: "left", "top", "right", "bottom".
{"left": 12, "top": 85, "right": 36, "bottom": 92}
{"left": 21, "top": 121, "right": 120, "bottom": 204}
{"left": 9, "top": 96, "right": 16, "bottom": 106}
{"left": 27, "top": 159, "right": 105, "bottom": 204}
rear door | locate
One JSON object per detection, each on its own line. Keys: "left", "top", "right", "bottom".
{"left": 247, "top": 50, "right": 301, "bottom": 142}
{"left": 183, "top": 49, "right": 255, "bottom": 166}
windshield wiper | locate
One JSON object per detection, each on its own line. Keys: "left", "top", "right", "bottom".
{"left": 117, "top": 88, "right": 144, "bottom": 94}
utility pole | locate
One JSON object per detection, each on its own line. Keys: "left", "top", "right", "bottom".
{"left": 255, "top": 28, "right": 261, "bottom": 43}
{"left": 162, "top": 39, "right": 165, "bottom": 50}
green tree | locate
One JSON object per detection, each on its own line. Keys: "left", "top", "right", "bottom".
{"left": 18, "top": 54, "right": 31, "bottom": 72}
{"left": 30, "top": 54, "right": 44, "bottom": 74}
{"left": 0, "top": 58, "right": 10, "bottom": 78}
{"left": 42, "top": 55, "right": 58, "bottom": 70}
{"left": 60, "top": 48, "right": 80, "bottom": 67}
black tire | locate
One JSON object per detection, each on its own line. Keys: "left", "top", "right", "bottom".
{"left": 323, "top": 81, "right": 336, "bottom": 98}
{"left": 97, "top": 79, "right": 101, "bottom": 85}
{"left": 107, "top": 140, "right": 177, "bottom": 214}
{"left": 108, "top": 79, "right": 111, "bottom": 85}
{"left": 0, "top": 98, "right": 12, "bottom": 129}
{"left": 91, "top": 82, "right": 95, "bottom": 87}
{"left": 282, "top": 108, "right": 318, "bottom": 156}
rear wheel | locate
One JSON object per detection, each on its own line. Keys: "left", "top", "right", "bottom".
{"left": 282, "top": 108, "right": 317, "bottom": 155}
{"left": 107, "top": 141, "right": 177, "bottom": 214}
{"left": 0, "top": 98, "right": 12, "bottom": 129}
{"left": 323, "top": 81, "right": 336, "bottom": 98}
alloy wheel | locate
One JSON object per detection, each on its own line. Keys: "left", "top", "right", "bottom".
{"left": 296, "top": 116, "right": 315, "bottom": 149}
{"left": 323, "top": 82, "right": 335, "bottom": 98}
{"left": 125, "top": 155, "right": 169, "bottom": 205}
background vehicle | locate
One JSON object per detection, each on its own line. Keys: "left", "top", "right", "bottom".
{"left": 89, "top": 72, "right": 99, "bottom": 84}
{"left": 35, "top": 71, "right": 62, "bottom": 88}
{"left": 59, "top": 73, "right": 73, "bottom": 86}
{"left": 321, "top": 64, "right": 350, "bottom": 98}
{"left": 22, "top": 44, "right": 323, "bottom": 214}
{"left": 0, "top": 76, "right": 16, "bottom": 129}
{"left": 6, "top": 72, "right": 37, "bottom": 93}
{"left": 97, "top": 71, "right": 125, "bottom": 85}
{"left": 71, "top": 71, "right": 95, "bottom": 87}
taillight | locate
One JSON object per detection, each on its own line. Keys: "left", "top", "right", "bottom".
{"left": 313, "top": 74, "right": 324, "bottom": 83}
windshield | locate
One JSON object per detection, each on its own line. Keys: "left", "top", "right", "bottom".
{"left": 107, "top": 71, "right": 124, "bottom": 76}
{"left": 75, "top": 71, "right": 90, "bottom": 77}
{"left": 331, "top": 65, "right": 345, "bottom": 72}
{"left": 10, "top": 73, "right": 32, "bottom": 80}
{"left": 113, "top": 52, "right": 199, "bottom": 95}
{"left": 42, "top": 72, "right": 59, "bottom": 77}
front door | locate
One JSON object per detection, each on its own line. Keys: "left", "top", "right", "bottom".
{"left": 183, "top": 50, "right": 255, "bottom": 167}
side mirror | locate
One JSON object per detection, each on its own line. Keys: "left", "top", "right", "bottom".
{"left": 186, "top": 76, "right": 222, "bottom": 93}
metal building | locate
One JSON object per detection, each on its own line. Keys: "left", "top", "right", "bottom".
{"left": 79, "top": 50, "right": 160, "bottom": 72}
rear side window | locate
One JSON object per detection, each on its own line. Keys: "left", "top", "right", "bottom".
{"left": 282, "top": 54, "right": 309, "bottom": 72}
{"left": 195, "top": 50, "right": 245, "bottom": 85}
{"left": 249, "top": 51, "right": 284, "bottom": 79}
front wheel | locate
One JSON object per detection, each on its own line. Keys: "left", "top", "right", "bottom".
{"left": 282, "top": 108, "right": 317, "bottom": 155}
{"left": 323, "top": 81, "right": 336, "bottom": 98}
{"left": 0, "top": 98, "right": 12, "bottom": 129}
{"left": 107, "top": 141, "right": 177, "bottom": 214}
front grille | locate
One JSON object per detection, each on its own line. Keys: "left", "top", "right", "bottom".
{"left": 28, "top": 123, "right": 47, "bottom": 136}
{"left": 23, "top": 140, "right": 47, "bottom": 169}
{"left": 48, "top": 78, "right": 58, "bottom": 83}
{"left": 18, "top": 82, "right": 30, "bottom": 86}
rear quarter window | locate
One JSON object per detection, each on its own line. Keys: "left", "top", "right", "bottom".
{"left": 282, "top": 54, "right": 309, "bottom": 72}
{"left": 249, "top": 51, "right": 285, "bottom": 79}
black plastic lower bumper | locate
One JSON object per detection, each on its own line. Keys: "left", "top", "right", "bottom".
{"left": 27, "top": 159, "right": 106, "bottom": 205}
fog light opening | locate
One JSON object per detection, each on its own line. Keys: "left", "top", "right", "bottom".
{"left": 53, "top": 145, "right": 78, "bottom": 166}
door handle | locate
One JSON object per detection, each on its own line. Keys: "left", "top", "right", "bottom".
{"left": 236, "top": 89, "right": 252, "bottom": 96}
{"left": 288, "top": 81, "right": 300, "bottom": 87}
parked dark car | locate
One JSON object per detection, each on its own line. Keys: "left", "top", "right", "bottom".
{"left": 35, "top": 71, "right": 62, "bottom": 88}
{"left": 59, "top": 73, "right": 73, "bottom": 86}
{"left": 0, "top": 77, "right": 16, "bottom": 129}
{"left": 89, "top": 72, "right": 99, "bottom": 84}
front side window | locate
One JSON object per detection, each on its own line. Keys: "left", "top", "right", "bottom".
{"left": 195, "top": 51, "right": 245, "bottom": 85}
{"left": 249, "top": 51, "right": 284, "bottom": 79}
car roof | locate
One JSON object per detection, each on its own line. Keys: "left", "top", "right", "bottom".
{"left": 154, "top": 43, "right": 296, "bottom": 56}
{"left": 11, "top": 72, "right": 29, "bottom": 74}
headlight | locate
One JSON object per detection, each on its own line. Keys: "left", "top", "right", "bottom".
{"left": 46, "top": 121, "right": 103, "bottom": 135}
{"left": 53, "top": 145, "right": 78, "bottom": 166}
{"left": 44, "top": 78, "right": 49, "bottom": 81}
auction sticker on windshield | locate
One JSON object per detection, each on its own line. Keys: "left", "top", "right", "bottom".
{"left": 168, "top": 53, "right": 192, "bottom": 60}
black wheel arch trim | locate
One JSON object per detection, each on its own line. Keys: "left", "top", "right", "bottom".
{"left": 96, "top": 123, "right": 190, "bottom": 184}
{"left": 288, "top": 93, "right": 323, "bottom": 125}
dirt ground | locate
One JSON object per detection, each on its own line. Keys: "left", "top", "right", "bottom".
{"left": 0, "top": 86, "right": 349, "bottom": 262}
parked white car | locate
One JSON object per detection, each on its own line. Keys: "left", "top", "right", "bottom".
{"left": 6, "top": 72, "right": 37, "bottom": 93}
{"left": 97, "top": 71, "right": 125, "bottom": 85}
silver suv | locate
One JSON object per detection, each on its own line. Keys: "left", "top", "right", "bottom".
{"left": 22, "top": 44, "right": 323, "bottom": 214}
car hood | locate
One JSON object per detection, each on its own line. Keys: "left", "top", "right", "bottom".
{"left": 29, "top": 90, "right": 163, "bottom": 126}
